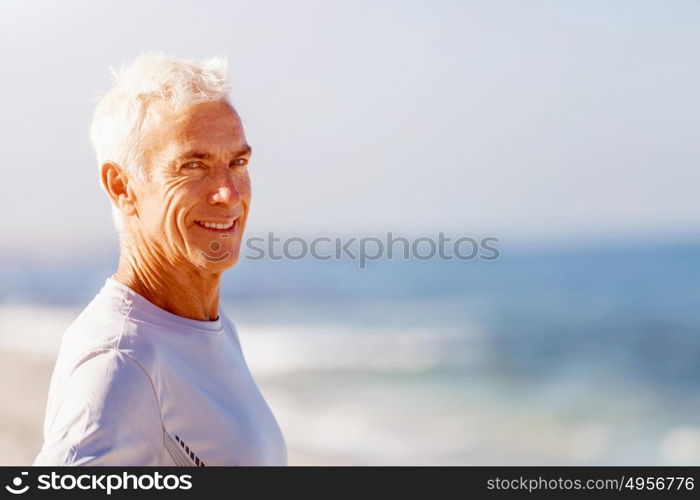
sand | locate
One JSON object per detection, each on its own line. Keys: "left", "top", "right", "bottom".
{"left": 0, "top": 350, "right": 53, "bottom": 465}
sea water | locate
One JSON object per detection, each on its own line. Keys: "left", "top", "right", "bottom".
{"left": 1, "top": 240, "right": 699, "bottom": 464}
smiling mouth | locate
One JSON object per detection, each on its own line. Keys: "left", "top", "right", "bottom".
{"left": 194, "top": 219, "right": 238, "bottom": 232}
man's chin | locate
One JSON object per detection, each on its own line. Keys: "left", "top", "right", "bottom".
{"left": 194, "top": 249, "right": 240, "bottom": 271}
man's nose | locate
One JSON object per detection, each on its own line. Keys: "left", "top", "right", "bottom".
{"left": 208, "top": 172, "right": 241, "bottom": 207}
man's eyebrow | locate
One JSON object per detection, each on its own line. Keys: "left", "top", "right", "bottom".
{"left": 175, "top": 145, "right": 252, "bottom": 162}
{"left": 234, "top": 144, "right": 253, "bottom": 157}
{"left": 175, "top": 151, "right": 213, "bottom": 162}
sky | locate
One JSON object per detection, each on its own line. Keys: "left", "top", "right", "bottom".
{"left": 0, "top": 0, "right": 698, "bottom": 258}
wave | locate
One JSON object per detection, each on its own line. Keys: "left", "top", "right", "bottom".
{"left": 0, "top": 302, "right": 78, "bottom": 356}
{"left": 234, "top": 321, "right": 485, "bottom": 378}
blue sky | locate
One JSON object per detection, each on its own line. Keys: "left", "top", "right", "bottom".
{"left": 1, "top": 0, "right": 698, "bottom": 257}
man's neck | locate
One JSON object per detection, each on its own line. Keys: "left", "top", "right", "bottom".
{"left": 113, "top": 248, "right": 222, "bottom": 322}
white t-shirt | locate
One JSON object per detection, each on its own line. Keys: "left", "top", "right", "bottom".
{"left": 34, "top": 277, "right": 287, "bottom": 466}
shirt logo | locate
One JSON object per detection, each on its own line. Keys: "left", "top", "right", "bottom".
{"left": 175, "top": 435, "right": 206, "bottom": 467}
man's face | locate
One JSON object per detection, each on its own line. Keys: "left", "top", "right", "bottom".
{"left": 128, "top": 99, "right": 251, "bottom": 273}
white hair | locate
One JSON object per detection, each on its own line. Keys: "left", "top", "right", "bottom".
{"left": 89, "top": 51, "right": 232, "bottom": 232}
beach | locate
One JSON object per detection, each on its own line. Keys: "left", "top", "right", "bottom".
{"left": 0, "top": 350, "right": 53, "bottom": 465}
{"left": 2, "top": 244, "right": 700, "bottom": 465}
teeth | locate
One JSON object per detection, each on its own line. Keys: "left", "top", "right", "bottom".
{"left": 196, "top": 220, "right": 235, "bottom": 230}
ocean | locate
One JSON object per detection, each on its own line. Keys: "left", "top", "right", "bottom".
{"left": 1, "top": 239, "right": 699, "bottom": 464}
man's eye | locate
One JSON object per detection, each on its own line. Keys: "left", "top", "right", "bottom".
{"left": 182, "top": 161, "right": 203, "bottom": 169}
{"left": 230, "top": 158, "right": 248, "bottom": 167}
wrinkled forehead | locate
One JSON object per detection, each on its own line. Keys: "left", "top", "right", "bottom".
{"left": 141, "top": 100, "right": 246, "bottom": 166}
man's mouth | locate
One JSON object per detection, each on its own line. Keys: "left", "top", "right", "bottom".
{"left": 193, "top": 218, "right": 238, "bottom": 232}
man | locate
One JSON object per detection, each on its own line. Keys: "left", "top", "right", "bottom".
{"left": 33, "top": 52, "right": 287, "bottom": 466}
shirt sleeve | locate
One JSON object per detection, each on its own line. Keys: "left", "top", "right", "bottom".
{"left": 33, "top": 350, "right": 165, "bottom": 466}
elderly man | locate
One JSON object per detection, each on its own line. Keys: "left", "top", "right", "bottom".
{"left": 34, "top": 53, "right": 287, "bottom": 466}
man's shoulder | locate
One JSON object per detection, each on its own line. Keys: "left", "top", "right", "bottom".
{"left": 54, "top": 288, "right": 159, "bottom": 377}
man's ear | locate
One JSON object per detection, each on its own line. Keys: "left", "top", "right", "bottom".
{"left": 100, "top": 162, "right": 137, "bottom": 216}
